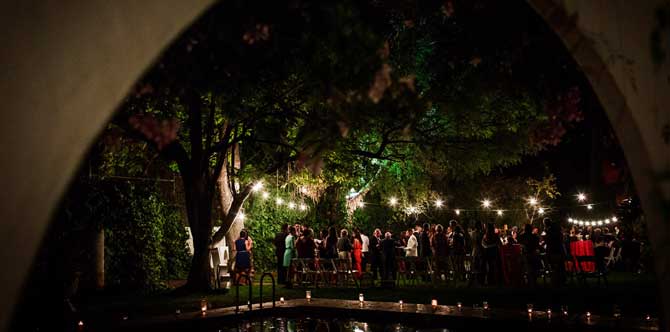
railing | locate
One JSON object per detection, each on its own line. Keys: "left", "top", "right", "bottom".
{"left": 259, "top": 272, "right": 276, "bottom": 309}
{"left": 235, "top": 275, "right": 253, "bottom": 313}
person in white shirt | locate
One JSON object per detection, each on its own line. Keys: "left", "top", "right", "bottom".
{"left": 405, "top": 229, "right": 418, "bottom": 257}
{"left": 359, "top": 228, "right": 370, "bottom": 272}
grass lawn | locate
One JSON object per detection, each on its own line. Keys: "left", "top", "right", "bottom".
{"left": 77, "top": 272, "right": 659, "bottom": 322}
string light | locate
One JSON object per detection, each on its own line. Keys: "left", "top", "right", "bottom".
{"left": 435, "top": 199, "right": 443, "bottom": 208}
{"left": 482, "top": 199, "right": 491, "bottom": 208}
{"left": 587, "top": 204, "right": 593, "bottom": 210}
{"left": 528, "top": 197, "right": 538, "bottom": 206}
{"left": 568, "top": 217, "right": 620, "bottom": 226}
{"left": 276, "top": 198, "right": 284, "bottom": 205}
{"left": 288, "top": 202, "right": 296, "bottom": 209}
{"left": 252, "top": 181, "right": 264, "bottom": 192}
{"left": 496, "top": 209, "right": 503, "bottom": 216}
{"left": 577, "top": 193, "right": 587, "bottom": 202}
{"left": 238, "top": 212, "right": 246, "bottom": 221}
{"left": 389, "top": 197, "right": 398, "bottom": 206}
{"left": 299, "top": 204, "right": 307, "bottom": 211}
{"left": 358, "top": 201, "right": 365, "bottom": 208}
{"left": 538, "top": 207, "right": 545, "bottom": 215}
{"left": 261, "top": 191, "right": 270, "bottom": 199}
{"left": 454, "top": 209, "right": 460, "bottom": 215}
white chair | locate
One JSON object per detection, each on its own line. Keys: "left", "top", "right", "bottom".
{"left": 210, "top": 248, "right": 231, "bottom": 289}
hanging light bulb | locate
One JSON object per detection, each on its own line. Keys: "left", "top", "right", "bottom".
{"left": 435, "top": 199, "right": 443, "bottom": 208}
{"left": 261, "top": 191, "right": 270, "bottom": 199}
{"left": 276, "top": 198, "right": 284, "bottom": 205}
{"left": 299, "top": 204, "right": 307, "bottom": 211}
{"left": 238, "top": 212, "right": 246, "bottom": 221}
{"left": 568, "top": 218, "right": 573, "bottom": 223}
{"left": 612, "top": 216, "right": 618, "bottom": 222}
{"left": 496, "top": 210, "right": 503, "bottom": 216}
{"left": 455, "top": 209, "right": 461, "bottom": 215}
{"left": 482, "top": 199, "right": 491, "bottom": 208}
{"left": 358, "top": 201, "right": 365, "bottom": 208}
{"left": 587, "top": 204, "right": 593, "bottom": 210}
{"left": 538, "top": 207, "right": 545, "bottom": 215}
{"left": 389, "top": 197, "right": 398, "bottom": 206}
{"left": 251, "top": 181, "right": 264, "bottom": 192}
{"left": 288, "top": 202, "right": 296, "bottom": 209}
{"left": 528, "top": 197, "right": 538, "bottom": 206}
{"left": 577, "top": 193, "right": 587, "bottom": 202}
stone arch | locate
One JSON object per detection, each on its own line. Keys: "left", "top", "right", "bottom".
{"left": 0, "top": 1, "right": 668, "bottom": 331}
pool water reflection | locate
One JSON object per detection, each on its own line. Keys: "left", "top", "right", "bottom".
{"left": 215, "top": 317, "right": 456, "bottom": 332}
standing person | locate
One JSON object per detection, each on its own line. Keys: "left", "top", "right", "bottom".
{"left": 482, "top": 222, "right": 501, "bottom": 285}
{"left": 471, "top": 220, "right": 485, "bottom": 285}
{"left": 352, "top": 230, "right": 363, "bottom": 277}
{"left": 296, "top": 228, "right": 316, "bottom": 259}
{"left": 451, "top": 225, "right": 466, "bottom": 280}
{"left": 360, "top": 228, "right": 370, "bottom": 272}
{"left": 518, "top": 223, "right": 540, "bottom": 287}
{"left": 234, "top": 230, "right": 252, "bottom": 285}
{"left": 370, "top": 229, "right": 382, "bottom": 280}
{"left": 544, "top": 218, "right": 566, "bottom": 287}
{"left": 337, "top": 229, "right": 353, "bottom": 266}
{"left": 431, "top": 224, "right": 449, "bottom": 279}
{"left": 274, "top": 224, "right": 288, "bottom": 284}
{"left": 419, "top": 223, "right": 432, "bottom": 258}
{"left": 381, "top": 232, "right": 397, "bottom": 283}
{"left": 322, "top": 227, "right": 338, "bottom": 259}
{"left": 283, "top": 226, "right": 297, "bottom": 287}
{"left": 405, "top": 229, "right": 418, "bottom": 257}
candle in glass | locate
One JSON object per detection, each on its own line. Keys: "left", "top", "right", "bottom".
{"left": 527, "top": 304, "right": 534, "bottom": 315}
{"left": 547, "top": 308, "right": 552, "bottom": 319}
{"left": 586, "top": 311, "right": 591, "bottom": 320}
{"left": 457, "top": 302, "right": 462, "bottom": 311}
{"left": 200, "top": 299, "right": 208, "bottom": 315}
{"left": 431, "top": 299, "right": 438, "bottom": 308}
{"left": 483, "top": 301, "right": 489, "bottom": 310}
{"left": 399, "top": 300, "right": 403, "bottom": 307}
{"left": 646, "top": 314, "right": 651, "bottom": 321}
{"left": 280, "top": 297, "right": 285, "bottom": 304}
{"left": 306, "top": 290, "right": 312, "bottom": 302}
{"left": 359, "top": 293, "right": 364, "bottom": 303}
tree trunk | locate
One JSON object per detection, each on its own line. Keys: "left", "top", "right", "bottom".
{"left": 94, "top": 228, "right": 104, "bottom": 290}
{"left": 184, "top": 177, "right": 214, "bottom": 291}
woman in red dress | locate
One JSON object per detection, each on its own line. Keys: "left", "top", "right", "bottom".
{"left": 352, "top": 230, "right": 363, "bottom": 278}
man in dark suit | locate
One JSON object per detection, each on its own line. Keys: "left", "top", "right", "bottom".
{"left": 381, "top": 231, "right": 397, "bottom": 284}
{"left": 274, "top": 224, "right": 288, "bottom": 284}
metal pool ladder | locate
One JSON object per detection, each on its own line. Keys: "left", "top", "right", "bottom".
{"left": 259, "top": 272, "right": 276, "bottom": 309}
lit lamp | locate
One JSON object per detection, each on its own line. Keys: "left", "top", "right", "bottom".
{"left": 306, "top": 290, "right": 312, "bottom": 302}
{"left": 200, "top": 299, "right": 208, "bottom": 315}
{"left": 359, "top": 293, "right": 365, "bottom": 304}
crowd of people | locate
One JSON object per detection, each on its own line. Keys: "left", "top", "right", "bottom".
{"left": 228, "top": 218, "right": 642, "bottom": 287}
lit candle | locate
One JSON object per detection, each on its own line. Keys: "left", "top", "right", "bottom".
{"left": 586, "top": 311, "right": 591, "bottom": 319}
{"left": 431, "top": 299, "right": 438, "bottom": 308}
{"left": 547, "top": 309, "right": 552, "bottom": 319}
{"left": 359, "top": 293, "right": 364, "bottom": 303}
{"left": 646, "top": 314, "right": 651, "bottom": 321}
{"left": 457, "top": 302, "right": 462, "bottom": 311}
{"left": 280, "top": 297, "right": 285, "bottom": 304}
{"left": 306, "top": 290, "right": 311, "bottom": 302}
{"left": 175, "top": 309, "right": 181, "bottom": 316}
{"left": 483, "top": 301, "right": 489, "bottom": 310}
{"left": 561, "top": 305, "right": 569, "bottom": 316}
{"left": 527, "top": 304, "right": 533, "bottom": 315}
{"left": 399, "top": 300, "right": 403, "bottom": 307}
{"left": 77, "top": 321, "right": 84, "bottom": 332}
{"left": 200, "top": 299, "right": 208, "bottom": 315}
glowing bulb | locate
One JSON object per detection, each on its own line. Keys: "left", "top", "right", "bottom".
{"left": 587, "top": 204, "right": 593, "bottom": 210}
{"left": 435, "top": 199, "right": 443, "bottom": 208}
{"left": 288, "top": 202, "right": 296, "bottom": 209}
{"left": 358, "top": 201, "right": 365, "bottom": 208}
{"left": 482, "top": 199, "right": 491, "bottom": 208}
{"left": 612, "top": 216, "right": 618, "bottom": 222}
{"left": 237, "top": 212, "right": 245, "bottom": 221}
{"left": 261, "top": 191, "right": 269, "bottom": 199}
{"left": 528, "top": 197, "right": 538, "bottom": 206}
{"left": 389, "top": 197, "right": 398, "bottom": 206}
{"left": 496, "top": 210, "right": 503, "bottom": 216}
{"left": 252, "top": 181, "right": 264, "bottom": 192}
{"left": 455, "top": 209, "right": 460, "bottom": 215}
{"left": 568, "top": 218, "right": 573, "bottom": 223}
{"left": 408, "top": 206, "right": 417, "bottom": 214}
{"left": 299, "top": 204, "right": 307, "bottom": 211}
{"left": 276, "top": 198, "right": 284, "bottom": 205}
{"left": 577, "top": 193, "right": 586, "bottom": 202}
{"left": 538, "top": 207, "right": 545, "bottom": 215}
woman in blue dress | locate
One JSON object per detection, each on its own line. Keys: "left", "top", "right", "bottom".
{"left": 234, "top": 230, "right": 251, "bottom": 284}
{"left": 283, "top": 226, "right": 297, "bottom": 286}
